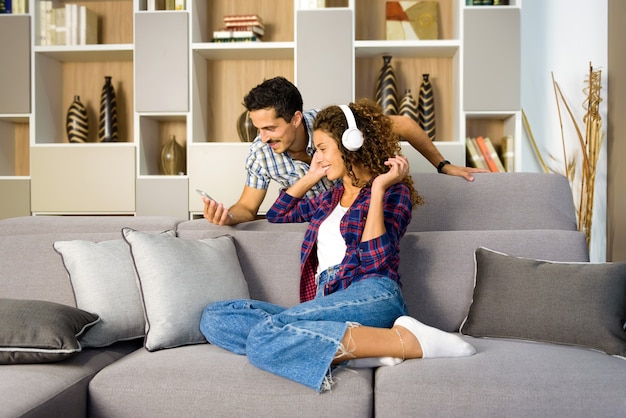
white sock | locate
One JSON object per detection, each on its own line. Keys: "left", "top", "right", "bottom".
{"left": 394, "top": 316, "right": 476, "bottom": 358}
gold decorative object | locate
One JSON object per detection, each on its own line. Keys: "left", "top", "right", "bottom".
{"left": 523, "top": 62, "right": 604, "bottom": 249}
{"left": 160, "top": 135, "right": 186, "bottom": 175}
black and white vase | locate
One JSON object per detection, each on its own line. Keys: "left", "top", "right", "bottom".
{"left": 374, "top": 55, "right": 398, "bottom": 115}
{"left": 98, "top": 76, "right": 119, "bottom": 142}
{"left": 66, "top": 95, "right": 89, "bottom": 143}
{"left": 418, "top": 73, "right": 436, "bottom": 141}
{"left": 399, "top": 89, "right": 419, "bottom": 123}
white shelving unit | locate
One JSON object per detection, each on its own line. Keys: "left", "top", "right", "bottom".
{"left": 0, "top": 0, "right": 521, "bottom": 219}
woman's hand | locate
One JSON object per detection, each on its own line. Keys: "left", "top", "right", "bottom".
{"left": 372, "top": 155, "right": 410, "bottom": 193}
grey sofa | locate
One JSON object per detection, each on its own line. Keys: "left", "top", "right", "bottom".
{"left": 1, "top": 173, "right": 624, "bottom": 418}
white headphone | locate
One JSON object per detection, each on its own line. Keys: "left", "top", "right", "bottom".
{"left": 339, "top": 104, "right": 364, "bottom": 151}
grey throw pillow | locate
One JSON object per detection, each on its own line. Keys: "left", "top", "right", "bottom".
{"left": 54, "top": 230, "right": 176, "bottom": 348}
{"left": 460, "top": 247, "right": 626, "bottom": 356}
{"left": 0, "top": 298, "right": 99, "bottom": 364}
{"left": 122, "top": 228, "right": 250, "bottom": 351}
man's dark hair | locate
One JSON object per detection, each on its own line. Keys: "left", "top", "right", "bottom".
{"left": 243, "top": 76, "right": 303, "bottom": 122}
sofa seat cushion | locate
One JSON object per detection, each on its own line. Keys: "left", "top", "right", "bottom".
{"left": 88, "top": 344, "right": 374, "bottom": 418}
{"left": 0, "top": 341, "right": 140, "bottom": 418}
{"left": 374, "top": 337, "right": 626, "bottom": 418}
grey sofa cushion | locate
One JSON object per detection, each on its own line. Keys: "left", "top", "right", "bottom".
{"left": 53, "top": 231, "right": 176, "bottom": 348}
{"left": 375, "top": 337, "right": 626, "bottom": 418}
{"left": 0, "top": 298, "right": 99, "bottom": 364}
{"left": 460, "top": 247, "right": 626, "bottom": 356}
{"left": 88, "top": 344, "right": 374, "bottom": 417}
{"left": 1, "top": 341, "right": 140, "bottom": 418}
{"left": 398, "top": 229, "right": 589, "bottom": 332}
{"left": 122, "top": 229, "right": 250, "bottom": 351}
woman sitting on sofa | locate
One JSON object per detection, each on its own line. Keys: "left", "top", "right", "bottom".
{"left": 200, "top": 99, "right": 475, "bottom": 392}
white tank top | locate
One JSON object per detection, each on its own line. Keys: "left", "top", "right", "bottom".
{"left": 316, "top": 203, "right": 348, "bottom": 276}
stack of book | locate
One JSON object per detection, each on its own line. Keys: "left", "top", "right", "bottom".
{"left": 39, "top": 2, "right": 98, "bottom": 46}
{"left": 212, "top": 14, "right": 264, "bottom": 43}
{"left": 466, "top": 135, "right": 514, "bottom": 172}
{"left": 1, "top": 0, "right": 28, "bottom": 14}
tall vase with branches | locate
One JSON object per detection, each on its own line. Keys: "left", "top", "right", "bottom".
{"left": 523, "top": 62, "right": 604, "bottom": 249}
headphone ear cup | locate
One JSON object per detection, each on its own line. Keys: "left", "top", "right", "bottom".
{"left": 339, "top": 104, "right": 364, "bottom": 151}
{"left": 342, "top": 128, "right": 364, "bottom": 151}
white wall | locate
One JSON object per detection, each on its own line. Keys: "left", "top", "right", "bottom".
{"left": 520, "top": 0, "right": 608, "bottom": 261}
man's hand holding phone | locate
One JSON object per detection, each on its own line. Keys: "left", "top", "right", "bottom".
{"left": 197, "top": 189, "right": 234, "bottom": 223}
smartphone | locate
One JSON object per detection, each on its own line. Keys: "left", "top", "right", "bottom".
{"left": 196, "top": 189, "right": 234, "bottom": 219}
{"left": 196, "top": 189, "right": 215, "bottom": 201}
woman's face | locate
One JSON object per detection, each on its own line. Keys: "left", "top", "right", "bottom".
{"left": 313, "top": 130, "right": 346, "bottom": 181}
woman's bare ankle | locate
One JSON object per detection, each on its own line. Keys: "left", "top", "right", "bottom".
{"left": 395, "top": 325, "right": 423, "bottom": 359}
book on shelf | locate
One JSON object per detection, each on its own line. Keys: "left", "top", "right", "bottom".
{"left": 164, "top": 0, "right": 184, "bottom": 10}
{"left": 213, "top": 14, "right": 265, "bottom": 43}
{"left": 39, "top": 1, "right": 54, "bottom": 45}
{"left": 474, "top": 136, "right": 504, "bottom": 172}
{"left": 466, "top": 137, "right": 488, "bottom": 170}
{"left": 501, "top": 135, "right": 515, "bottom": 172}
{"left": 0, "top": 0, "right": 9, "bottom": 14}
{"left": 213, "top": 30, "right": 264, "bottom": 40}
{"left": 223, "top": 14, "right": 264, "bottom": 24}
{"left": 79, "top": 5, "right": 98, "bottom": 45}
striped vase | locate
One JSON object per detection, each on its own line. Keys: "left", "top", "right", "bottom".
{"left": 399, "top": 89, "right": 419, "bottom": 123}
{"left": 98, "top": 76, "right": 119, "bottom": 142}
{"left": 374, "top": 55, "right": 398, "bottom": 115}
{"left": 66, "top": 95, "right": 89, "bottom": 143}
{"left": 418, "top": 73, "right": 436, "bottom": 141}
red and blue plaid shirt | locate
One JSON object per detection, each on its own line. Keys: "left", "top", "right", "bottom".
{"left": 267, "top": 182, "right": 413, "bottom": 302}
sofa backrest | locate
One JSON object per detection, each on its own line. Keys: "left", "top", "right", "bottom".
{"left": 0, "top": 216, "right": 182, "bottom": 306}
{"left": 408, "top": 172, "right": 578, "bottom": 232}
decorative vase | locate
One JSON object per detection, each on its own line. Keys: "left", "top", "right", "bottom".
{"left": 236, "top": 110, "right": 258, "bottom": 142}
{"left": 399, "top": 89, "right": 419, "bottom": 123}
{"left": 418, "top": 73, "right": 436, "bottom": 141}
{"left": 98, "top": 76, "right": 119, "bottom": 142}
{"left": 374, "top": 55, "right": 398, "bottom": 115}
{"left": 66, "top": 95, "right": 89, "bottom": 143}
{"left": 159, "top": 135, "right": 186, "bottom": 175}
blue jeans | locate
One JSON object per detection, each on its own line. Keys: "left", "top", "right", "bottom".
{"left": 199, "top": 266, "right": 407, "bottom": 392}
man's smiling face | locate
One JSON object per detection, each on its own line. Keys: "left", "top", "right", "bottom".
{"left": 249, "top": 108, "right": 299, "bottom": 154}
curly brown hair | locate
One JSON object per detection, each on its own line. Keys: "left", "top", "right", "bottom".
{"left": 313, "top": 98, "right": 423, "bottom": 206}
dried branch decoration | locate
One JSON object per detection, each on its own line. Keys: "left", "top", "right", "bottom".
{"left": 523, "top": 62, "right": 604, "bottom": 249}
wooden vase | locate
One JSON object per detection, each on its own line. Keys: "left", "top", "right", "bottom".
{"left": 66, "top": 95, "right": 89, "bottom": 143}
{"left": 374, "top": 55, "right": 398, "bottom": 115}
{"left": 418, "top": 74, "right": 436, "bottom": 141}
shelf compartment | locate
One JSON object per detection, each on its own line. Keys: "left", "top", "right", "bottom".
{"left": 138, "top": 114, "right": 188, "bottom": 176}
{"left": 0, "top": 118, "right": 30, "bottom": 177}
{"left": 190, "top": 0, "right": 294, "bottom": 44}
{"left": 34, "top": 54, "right": 134, "bottom": 144}
{"left": 30, "top": 143, "right": 136, "bottom": 213}
{"left": 191, "top": 56, "right": 294, "bottom": 143}
{"left": 355, "top": 0, "right": 460, "bottom": 41}
{"left": 34, "top": 0, "right": 134, "bottom": 46}
{"left": 355, "top": 53, "right": 460, "bottom": 143}
{"left": 465, "top": 111, "right": 521, "bottom": 171}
